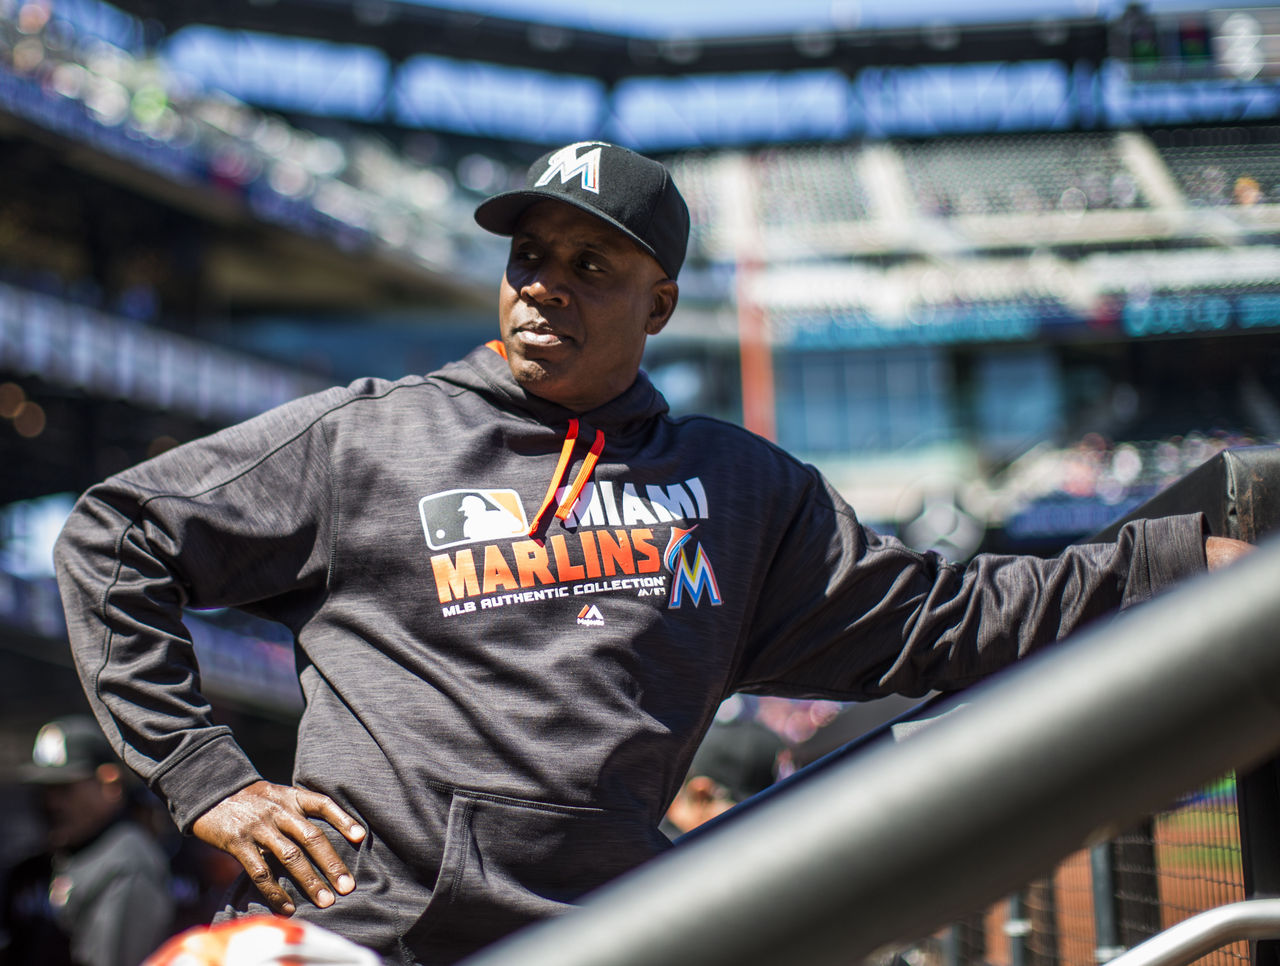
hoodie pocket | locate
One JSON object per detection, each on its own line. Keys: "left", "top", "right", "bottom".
{"left": 403, "top": 788, "right": 668, "bottom": 962}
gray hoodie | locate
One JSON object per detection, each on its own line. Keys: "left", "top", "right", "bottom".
{"left": 53, "top": 343, "right": 1207, "bottom": 963}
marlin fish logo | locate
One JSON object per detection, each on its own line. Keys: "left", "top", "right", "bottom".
{"left": 664, "top": 525, "right": 722, "bottom": 609}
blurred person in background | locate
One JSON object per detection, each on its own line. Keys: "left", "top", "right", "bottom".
{"left": 52, "top": 141, "right": 1253, "bottom": 965}
{"left": 0, "top": 715, "right": 173, "bottom": 966}
{"left": 662, "top": 716, "right": 785, "bottom": 839}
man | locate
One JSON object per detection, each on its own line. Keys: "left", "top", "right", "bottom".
{"left": 0, "top": 716, "right": 173, "bottom": 966}
{"left": 53, "top": 140, "right": 1251, "bottom": 965}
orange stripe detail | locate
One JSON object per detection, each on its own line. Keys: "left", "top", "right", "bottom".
{"left": 485, "top": 339, "right": 508, "bottom": 359}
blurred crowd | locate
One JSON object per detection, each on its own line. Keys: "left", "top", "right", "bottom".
{"left": 4, "top": 0, "right": 1275, "bottom": 317}
{"left": 0, "top": 0, "right": 517, "bottom": 290}
{"left": 903, "top": 134, "right": 1146, "bottom": 218}
{"left": 1156, "top": 126, "right": 1280, "bottom": 209}
{"left": 996, "top": 429, "right": 1262, "bottom": 513}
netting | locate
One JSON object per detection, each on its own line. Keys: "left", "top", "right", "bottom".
{"left": 891, "top": 775, "right": 1246, "bottom": 966}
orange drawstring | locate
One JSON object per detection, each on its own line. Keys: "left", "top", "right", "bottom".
{"left": 529, "top": 419, "right": 581, "bottom": 536}
{"left": 527, "top": 419, "right": 605, "bottom": 537}
{"left": 555, "top": 428, "right": 605, "bottom": 523}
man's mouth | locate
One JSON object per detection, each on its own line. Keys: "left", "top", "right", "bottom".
{"left": 516, "top": 322, "right": 572, "bottom": 347}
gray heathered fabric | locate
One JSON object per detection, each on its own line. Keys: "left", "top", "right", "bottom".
{"left": 53, "top": 344, "right": 1208, "bottom": 964}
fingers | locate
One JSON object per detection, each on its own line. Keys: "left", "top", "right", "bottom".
{"left": 292, "top": 789, "right": 364, "bottom": 899}
{"left": 296, "top": 787, "right": 366, "bottom": 845}
{"left": 233, "top": 840, "right": 298, "bottom": 915}
{"left": 258, "top": 821, "right": 341, "bottom": 912}
{"left": 273, "top": 805, "right": 357, "bottom": 905}
{"left": 192, "top": 782, "right": 365, "bottom": 916}
{"left": 1206, "top": 536, "right": 1254, "bottom": 571}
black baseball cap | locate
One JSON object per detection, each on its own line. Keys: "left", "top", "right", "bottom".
{"left": 688, "top": 720, "right": 784, "bottom": 804}
{"left": 474, "top": 141, "right": 691, "bottom": 280}
{"left": 19, "top": 715, "right": 116, "bottom": 784}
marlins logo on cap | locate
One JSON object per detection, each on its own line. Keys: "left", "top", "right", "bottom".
{"left": 535, "top": 143, "right": 603, "bottom": 194}
{"left": 474, "top": 141, "right": 691, "bottom": 281}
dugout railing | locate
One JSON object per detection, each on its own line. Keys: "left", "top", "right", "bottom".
{"left": 1097, "top": 445, "right": 1280, "bottom": 966}
{"left": 454, "top": 445, "right": 1280, "bottom": 966}
{"left": 940, "top": 445, "right": 1280, "bottom": 966}
{"left": 957, "top": 444, "right": 1280, "bottom": 966}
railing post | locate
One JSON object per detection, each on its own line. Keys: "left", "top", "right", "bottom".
{"left": 1238, "top": 762, "right": 1280, "bottom": 966}
{"left": 944, "top": 923, "right": 962, "bottom": 966}
{"left": 1113, "top": 825, "right": 1160, "bottom": 950}
{"left": 1008, "top": 892, "right": 1031, "bottom": 966}
{"left": 1093, "top": 842, "right": 1126, "bottom": 964}
{"left": 1210, "top": 448, "right": 1280, "bottom": 966}
{"left": 1093, "top": 446, "right": 1280, "bottom": 966}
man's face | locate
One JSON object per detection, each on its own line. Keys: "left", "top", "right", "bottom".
{"left": 498, "top": 200, "right": 678, "bottom": 413}
{"left": 38, "top": 769, "right": 121, "bottom": 850}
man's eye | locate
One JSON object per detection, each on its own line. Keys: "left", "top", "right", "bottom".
{"left": 579, "top": 258, "right": 604, "bottom": 272}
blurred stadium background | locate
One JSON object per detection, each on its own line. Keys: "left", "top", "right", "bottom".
{"left": 0, "top": 0, "right": 1277, "bottom": 960}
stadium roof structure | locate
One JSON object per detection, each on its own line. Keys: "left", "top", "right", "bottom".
{"left": 75, "top": 0, "right": 1276, "bottom": 151}
{"left": 102, "top": 0, "right": 1112, "bottom": 81}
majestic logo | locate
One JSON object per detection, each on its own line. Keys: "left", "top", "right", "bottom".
{"left": 535, "top": 142, "right": 605, "bottom": 195}
{"left": 664, "top": 525, "right": 722, "bottom": 609}
{"left": 419, "top": 489, "right": 528, "bottom": 551}
{"left": 576, "top": 604, "right": 605, "bottom": 627}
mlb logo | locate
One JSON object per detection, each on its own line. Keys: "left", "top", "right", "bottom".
{"left": 419, "top": 489, "right": 528, "bottom": 550}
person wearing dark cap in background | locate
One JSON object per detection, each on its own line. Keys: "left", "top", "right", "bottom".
{"left": 0, "top": 716, "right": 173, "bottom": 966}
{"left": 52, "top": 140, "right": 1252, "bottom": 965}
{"left": 662, "top": 718, "right": 786, "bottom": 839}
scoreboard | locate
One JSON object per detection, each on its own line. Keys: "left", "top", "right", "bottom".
{"left": 1120, "top": 5, "right": 1280, "bottom": 81}
{"left": 1211, "top": 7, "right": 1280, "bottom": 80}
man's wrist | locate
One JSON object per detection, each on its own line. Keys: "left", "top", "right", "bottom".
{"left": 153, "top": 732, "right": 262, "bottom": 833}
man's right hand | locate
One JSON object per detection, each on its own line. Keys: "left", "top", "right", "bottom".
{"left": 191, "top": 780, "right": 365, "bottom": 915}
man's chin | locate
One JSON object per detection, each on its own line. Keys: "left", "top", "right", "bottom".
{"left": 509, "top": 358, "right": 571, "bottom": 404}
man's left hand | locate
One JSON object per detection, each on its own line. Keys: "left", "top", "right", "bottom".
{"left": 1206, "top": 536, "right": 1253, "bottom": 571}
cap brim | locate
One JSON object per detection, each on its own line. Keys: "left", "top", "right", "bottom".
{"left": 19, "top": 763, "right": 96, "bottom": 784}
{"left": 474, "top": 190, "right": 663, "bottom": 270}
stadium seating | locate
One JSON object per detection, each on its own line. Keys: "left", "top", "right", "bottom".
{"left": 0, "top": 9, "right": 514, "bottom": 285}
{"left": 752, "top": 145, "right": 875, "bottom": 226}
{"left": 899, "top": 132, "right": 1148, "bottom": 216}
{"left": 1152, "top": 125, "right": 1280, "bottom": 208}
{"left": 5, "top": 6, "right": 1278, "bottom": 280}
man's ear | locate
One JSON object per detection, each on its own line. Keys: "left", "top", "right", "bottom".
{"left": 645, "top": 279, "right": 679, "bottom": 336}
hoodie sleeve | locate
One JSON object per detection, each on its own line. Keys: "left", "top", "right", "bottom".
{"left": 53, "top": 387, "right": 348, "bottom": 833}
{"left": 737, "top": 468, "right": 1208, "bottom": 701}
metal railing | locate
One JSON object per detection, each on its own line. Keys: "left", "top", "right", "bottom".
{"left": 974, "top": 445, "right": 1280, "bottom": 966}
{"left": 459, "top": 521, "right": 1280, "bottom": 966}
{"left": 1102, "top": 901, "right": 1280, "bottom": 966}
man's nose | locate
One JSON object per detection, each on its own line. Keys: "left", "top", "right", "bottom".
{"left": 522, "top": 263, "right": 569, "bottom": 305}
